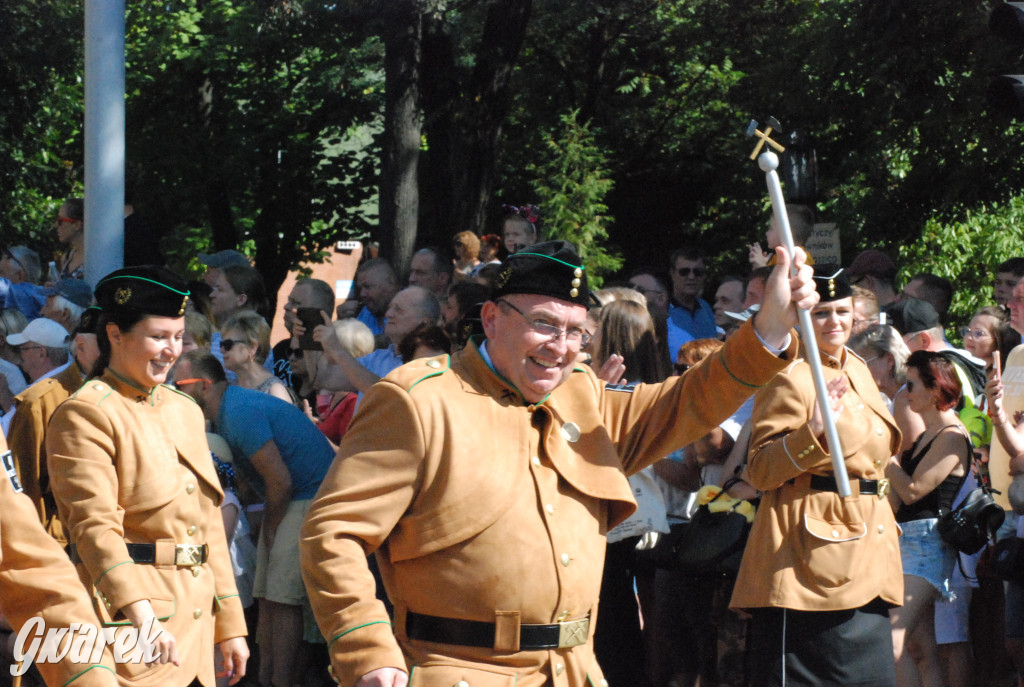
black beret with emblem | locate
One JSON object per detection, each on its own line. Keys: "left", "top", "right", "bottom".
{"left": 490, "top": 240, "right": 589, "bottom": 307}
{"left": 94, "top": 266, "right": 191, "bottom": 318}
{"left": 812, "top": 264, "right": 852, "bottom": 303}
{"left": 75, "top": 305, "right": 103, "bottom": 336}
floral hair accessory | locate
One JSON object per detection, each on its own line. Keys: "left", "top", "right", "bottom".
{"left": 501, "top": 204, "right": 542, "bottom": 228}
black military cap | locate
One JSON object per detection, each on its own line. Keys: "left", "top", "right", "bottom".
{"left": 886, "top": 297, "right": 941, "bottom": 336}
{"left": 94, "top": 266, "right": 190, "bottom": 318}
{"left": 491, "top": 240, "right": 589, "bottom": 307}
{"left": 812, "top": 264, "right": 852, "bottom": 303}
{"left": 76, "top": 306, "right": 103, "bottom": 336}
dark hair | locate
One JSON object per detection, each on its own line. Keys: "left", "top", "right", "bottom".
{"left": 907, "top": 272, "right": 953, "bottom": 320}
{"left": 295, "top": 278, "right": 336, "bottom": 315}
{"left": 181, "top": 349, "right": 228, "bottom": 384}
{"left": 997, "top": 257, "right": 1024, "bottom": 278}
{"left": 628, "top": 266, "right": 671, "bottom": 295}
{"left": 906, "top": 350, "right": 961, "bottom": 411}
{"left": 356, "top": 257, "right": 399, "bottom": 284}
{"left": 220, "top": 265, "right": 268, "bottom": 319}
{"left": 595, "top": 300, "right": 664, "bottom": 384}
{"left": 749, "top": 266, "right": 773, "bottom": 283}
{"left": 669, "top": 247, "right": 705, "bottom": 267}
{"left": 90, "top": 310, "right": 151, "bottom": 379}
{"left": 398, "top": 323, "right": 451, "bottom": 363}
{"left": 415, "top": 247, "right": 454, "bottom": 280}
{"left": 447, "top": 282, "right": 491, "bottom": 319}
{"left": 997, "top": 322, "right": 1019, "bottom": 371}
{"left": 61, "top": 198, "right": 84, "bottom": 221}
{"left": 717, "top": 275, "right": 747, "bottom": 300}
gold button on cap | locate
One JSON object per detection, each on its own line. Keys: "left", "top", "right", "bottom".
{"left": 560, "top": 553, "right": 571, "bottom": 567}
{"left": 878, "top": 525, "right": 885, "bottom": 534}
{"left": 187, "top": 526, "right": 197, "bottom": 536}
{"left": 186, "top": 483, "right": 196, "bottom": 495}
{"left": 193, "top": 609, "right": 202, "bottom": 619}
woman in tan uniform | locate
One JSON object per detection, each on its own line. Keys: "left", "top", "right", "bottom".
{"left": 47, "top": 266, "right": 248, "bottom": 686}
{"left": 731, "top": 265, "right": 902, "bottom": 686}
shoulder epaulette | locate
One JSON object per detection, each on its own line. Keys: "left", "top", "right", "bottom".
{"left": 605, "top": 383, "right": 635, "bottom": 393}
{"left": 14, "top": 378, "right": 59, "bottom": 403}
{"left": 68, "top": 379, "right": 115, "bottom": 406}
{"left": 401, "top": 355, "right": 451, "bottom": 393}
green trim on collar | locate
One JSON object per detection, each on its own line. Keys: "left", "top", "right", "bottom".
{"left": 163, "top": 383, "right": 199, "bottom": 404}
{"left": 107, "top": 368, "right": 157, "bottom": 403}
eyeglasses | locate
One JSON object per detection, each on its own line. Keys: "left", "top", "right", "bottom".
{"left": 498, "top": 299, "right": 592, "bottom": 347}
{"left": 17, "top": 345, "right": 43, "bottom": 353}
{"left": 960, "top": 327, "right": 992, "bottom": 340}
{"left": 174, "top": 378, "right": 211, "bottom": 389}
{"left": 675, "top": 267, "right": 706, "bottom": 278}
{"left": 219, "top": 339, "right": 247, "bottom": 351}
{"left": 56, "top": 216, "right": 78, "bottom": 224}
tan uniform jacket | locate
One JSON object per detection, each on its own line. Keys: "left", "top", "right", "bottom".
{"left": 9, "top": 362, "right": 84, "bottom": 545}
{"left": 730, "top": 347, "right": 904, "bottom": 611}
{"left": 0, "top": 434, "right": 118, "bottom": 686}
{"left": 300, "top": 323, "right": 796, "bottom": 687}
{"left": 47, "top": 372, "right": 247, "bottom": 687}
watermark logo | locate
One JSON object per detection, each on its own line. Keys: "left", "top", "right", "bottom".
{"left": 12, "top": 617, "right": 164, "bottom": 675}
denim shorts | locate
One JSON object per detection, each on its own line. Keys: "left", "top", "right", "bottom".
{"left": 899, "top": 517, "right": 956, "bottom": 601}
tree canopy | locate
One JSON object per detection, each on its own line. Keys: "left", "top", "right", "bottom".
{"left": 1, "top": 0, "right": 1022, "bottom": 323}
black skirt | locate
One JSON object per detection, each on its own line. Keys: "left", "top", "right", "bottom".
{"left": 747, "top": 599, "right": 896, "bottom": 687}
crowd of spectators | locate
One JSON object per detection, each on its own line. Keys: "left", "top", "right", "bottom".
{"left": 6, "top": 197, "right": 1024, "bottom": 687}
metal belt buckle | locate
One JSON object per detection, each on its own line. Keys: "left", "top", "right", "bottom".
{"left": 557, "top": 618, "right": 589, "bottom": 648}
{"left": 877, "top": 478, "right": 890, "bottom": 500}
{"left": 174, "top": 544, "right": 204, "bottom": 567}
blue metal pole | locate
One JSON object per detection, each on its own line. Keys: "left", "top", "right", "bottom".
{"left": 84, "top": 0, "right": 126, "bottom": 285}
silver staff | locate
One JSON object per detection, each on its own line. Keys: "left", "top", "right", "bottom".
{"left": 748, "top": 120, "right": 851, "bottom": 496}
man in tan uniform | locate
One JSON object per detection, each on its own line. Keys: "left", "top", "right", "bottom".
{"left": 300, "top": 240, "right": 817, "bottom": 687}
{"left": 9, "top": 306, "right": 100, "bottom": 544}
{"left": 0, "top": 435, "right": 118, "bottom": 685}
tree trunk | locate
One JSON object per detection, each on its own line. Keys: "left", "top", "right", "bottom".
{"left": 379, "top": 0, "right": 422, "bottom": 278}
{"left": 421, "top": 0, "right": 532, "bottom": 242}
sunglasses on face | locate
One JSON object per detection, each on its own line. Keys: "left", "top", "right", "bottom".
{"left": 220, "top": 339, "right": 246, "bottom": 351}
{"left": 676, "top": 267, "right": 706, "bottom": 278}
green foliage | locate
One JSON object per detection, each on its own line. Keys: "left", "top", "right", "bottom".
{"left": 529, "top": 111, "right": 620, "bottom": 287}
{"left": 899, "top": 197, "right": 1024, "bottom": 333}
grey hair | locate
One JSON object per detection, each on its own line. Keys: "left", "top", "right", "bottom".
{"left": 849, "top": 324, "right": 910, "bottom": 387}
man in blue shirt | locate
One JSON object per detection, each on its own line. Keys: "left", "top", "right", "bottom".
{"left": 173, "top": 351, "right": 334, "bottom": 687}
{"left": 0, "top": 245, "right": 46, "bottom": 319}
{"left": 668, "top": 248, "right": 718, "bottom": 340}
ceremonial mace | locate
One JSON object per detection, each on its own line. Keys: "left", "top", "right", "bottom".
{"left": 747, "top": 118, "right": 851, "bottom": 497}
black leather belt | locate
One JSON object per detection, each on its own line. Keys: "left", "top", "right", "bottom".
{"left": 809, "top": 474, "right": 881, "bottom": 495}
{"left": 405, "top": 611, "right": 589, "bottom": 650}
{"left": 68, "top": 543, "right": 209, "bottom": 567}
